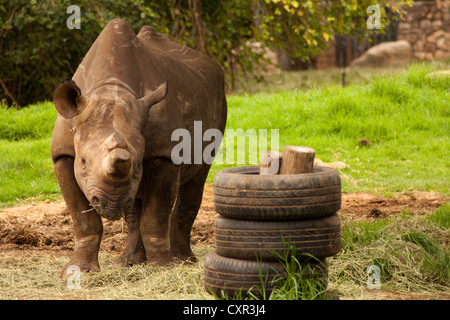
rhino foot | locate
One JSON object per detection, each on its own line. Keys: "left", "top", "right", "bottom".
{"left": 60, "top": 259, "right": 100, "bottom": 278}
{"left": 112, "top": 250, "right": 146, "bottom": 269}
{"left": 172, "top": 248, "right": 197, "bottom": 264}
{"left": 146, "top": 253, "right": 177, "bottom": 267}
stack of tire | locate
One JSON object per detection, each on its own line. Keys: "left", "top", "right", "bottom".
{"left": 203, "top": 165, "right": 342, "bottom": 298}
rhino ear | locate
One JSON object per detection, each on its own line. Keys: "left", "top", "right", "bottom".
{"left": 53, "top": 80, "right": 86, "bottom": 119}
{"left": 139, "top": 81, "right": 168, "bottom": 113}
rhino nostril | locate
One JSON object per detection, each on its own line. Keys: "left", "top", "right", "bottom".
{"left": 91, "top": 196, "right": 100, "bottom": 207}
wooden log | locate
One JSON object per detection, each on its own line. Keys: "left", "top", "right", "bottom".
{"left": 279, "top": 146, "right": 315, "bottom": 174}
{"left": 260, "top": 151, "right": 283, "bottom": 175}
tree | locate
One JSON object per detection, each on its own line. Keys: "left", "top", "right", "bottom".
{"left": 0, "top": 0, "right": 412, "bottom": 107}
{"left": 256, "top": 0, "right": 412, "bottom": 61}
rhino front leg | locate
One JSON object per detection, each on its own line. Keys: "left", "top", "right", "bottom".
{"left": 54, "top": 156, "right": 103, "bottom": 277}
{"left": 113, "top": 199, "right": 146, "bottom": 268}
{"left": 140, "top": 158, "right": 179, "bottom": 266}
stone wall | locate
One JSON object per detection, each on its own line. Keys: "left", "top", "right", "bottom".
{"left": 398, "top": 0, "right": 450, "bottom": 61}
{"left": 313, "top": 1, "right": 450, "bottom": 69}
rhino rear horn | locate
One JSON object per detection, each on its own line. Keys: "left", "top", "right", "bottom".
{"left": 53, "top": 80, "right": 86, "bottom": 119}
{"left": 139, "top": 81, "right": 168, "bottom": 114}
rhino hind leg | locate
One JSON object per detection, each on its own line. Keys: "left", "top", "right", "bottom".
{"left": 140, "top": 158, "right": 180, "bottom": 266}
{"left": 113, "top": 198, "right": 147, "bottom": 268}
{"left": 170, "top": 165, "right": 211, "bottom": 263}
{"left": 54, "top": 156, "right": 103, "bottom": 277}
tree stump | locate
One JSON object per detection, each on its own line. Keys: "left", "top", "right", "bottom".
{"left": 279, "top": 146, "right": 315, "bottom": 174}
{"left": 260, "top": 151, "right": 283, "bottom": 175}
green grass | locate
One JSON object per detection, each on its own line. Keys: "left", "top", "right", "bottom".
{"left": 263, "top": 250, "right": 330, "bottom": 300}
{"left": 0, "top": 63, "right": 449, "bottom": 207}
{"left": 0, "top": 102, "right": 56, "bottom": 141}
{"left": 233, "top": 65, "right": 406, "bottom": 95}
{"left": 427, "top": 202, "right": 450, "bottom": 229}
{"left": 0, "top": 102, "right": 59, "bottom": 207}
{"left": 329, "top": 211, "right": 450, "bottom": 297}
{"left": 209, "top": 63, "right": 450, "bottom": 195}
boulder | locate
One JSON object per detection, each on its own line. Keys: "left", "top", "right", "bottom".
{"left": 350, "top": 40, "right": 412, "bottom": 68}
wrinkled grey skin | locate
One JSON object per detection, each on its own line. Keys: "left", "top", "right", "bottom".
{"left": 51, "top": 19, "right": 227, "bottom": 276}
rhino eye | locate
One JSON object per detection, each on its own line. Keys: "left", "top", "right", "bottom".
{"left": 81, "top": 158, "right": 86, "bottom": 166}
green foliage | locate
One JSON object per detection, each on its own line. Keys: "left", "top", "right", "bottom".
{"left": 401, "top": 232, "right": 442, "bottom": 256}
{"left": 257, "top": 0, "right": 412, "bottom": 58}
{"left": 0, "top": 0, "right": 170, "bottom": 106}
{"left": 341, "top": 220, "right": 390, "bottom": 252}
{"left": 265, "top": 247, "right": 329, "bottom": 300}
{"left": 401, "top": 231, "right": 450, "bottom": 284}
{"left": 427, "top": 202, "right": 450, "bottom": 229}
{"left": 0, "top": 0, "right": 412, "bottom": 106}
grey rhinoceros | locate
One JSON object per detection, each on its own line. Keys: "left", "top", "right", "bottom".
{"left": 51, "top": 19, "right": 227, "bottom": 276}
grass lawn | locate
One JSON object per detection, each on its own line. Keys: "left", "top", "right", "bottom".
{"left": 0, "top": 102, "right": 59, "bottom": 207}
{"left": 211, "top": 63, "right": 450, "bottom": 196}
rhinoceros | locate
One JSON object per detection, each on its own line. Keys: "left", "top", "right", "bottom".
{"left": 51, "top": 19, "right": 227, "bottom": 276}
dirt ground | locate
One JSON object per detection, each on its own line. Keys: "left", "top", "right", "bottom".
{"left": 0, "top": 185, "right": 447, "bottom": 254}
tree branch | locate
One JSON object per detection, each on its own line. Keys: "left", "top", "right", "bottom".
{"left": 0, "top": 78, "right": 18, "bottom": 107}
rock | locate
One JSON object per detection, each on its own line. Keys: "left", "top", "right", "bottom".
{"left": 434, "top": 50, "right": 450, "bottom": 60}
{"left": 350, "top": 40, "right": 412, "bottom": 68}
{"left": 358, "top": 138, "right": 371, "bottom": 146}
{"left": 414, "top": 52, "right": 427, "bottom": 60}
{"left": 420, "top": 19, "right": 431, "bottom": 29}
{"left": 431, "top": 29, "right": 445, "bottom": 39}
{"left": 414, "top": 40, "right": 424, "bottom": 51}
{"left": 425, "top": 42, "right": 437, "bottom": 53}
{"left": 426, "top": 33, "right": 437, "bottom": 44}
{"left": 436, "top": 37, "right": 446, "bottom": 49}
{"left": 432, "top": 20, "right": 442, "bottom": 30}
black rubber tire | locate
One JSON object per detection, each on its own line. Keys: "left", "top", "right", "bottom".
{"left": 214, "top": 213, "right": 341, "bottom": 261}
{"left": 213, "top": 166, "right": 341, "bottom": 220}
{"left": 203, "top": 251, "right": 327, "bottom": 298}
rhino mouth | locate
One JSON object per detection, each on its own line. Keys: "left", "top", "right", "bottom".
{"left": 95, "top": 206, "right": 124, "bottom": 221}
{"left": 89, "top": 196, "right": 133, "bottom": 221}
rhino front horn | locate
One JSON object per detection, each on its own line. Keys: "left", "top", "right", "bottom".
{"left": 103, "top": 148, "right": 132, "bottom": 180}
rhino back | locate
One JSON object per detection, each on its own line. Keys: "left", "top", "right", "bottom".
{"left": 134, "top": 24, "right": 226, "bottom": 160}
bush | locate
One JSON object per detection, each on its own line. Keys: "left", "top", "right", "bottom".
{"left": 0, "top": 0, "right": 173, "bottom": 106}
